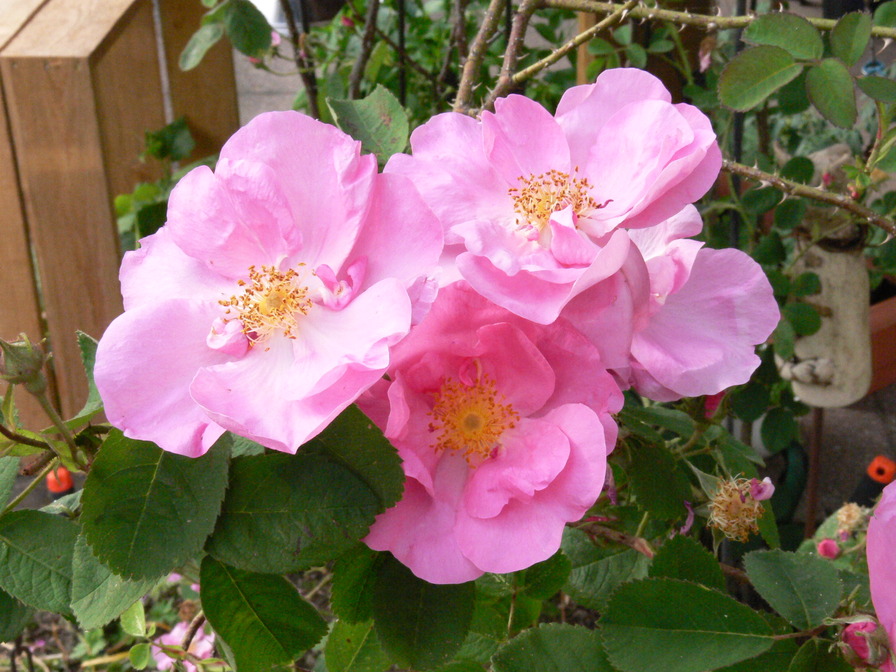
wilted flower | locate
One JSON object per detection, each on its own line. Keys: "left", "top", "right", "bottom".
{"left": 837, "top": 502, "right": 869, "bottom": 536}
{"left": 708, "top": 477, "right": 766, "bottom": 542}
{"left": 95, "top": 111, "right": 442, "bottom": 456}
{"left": 360, "top": 283, "right": 622, "bottom": 583}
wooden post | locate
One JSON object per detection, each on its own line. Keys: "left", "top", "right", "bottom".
{"left": 0, "top": 0, "right": 50, "bottom": 428}
{"left": 1, "top": 0, "right": 166, "bottom": 416}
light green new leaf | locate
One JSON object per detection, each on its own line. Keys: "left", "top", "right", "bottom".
{"left": 75, "top": 331, "right": 103, "bottom": 418}
{"left": 179, "top": 23, "right": 225, "bottom": 71}
{"left": 601, "top": 578, "right": 774, "bottom": 672}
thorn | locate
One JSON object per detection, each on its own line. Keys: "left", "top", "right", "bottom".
{"left": 881, "top": 38, "right": 893, "bottom": 53}
{"left": 707, "top": 21, "right": 717, "bottom": 29}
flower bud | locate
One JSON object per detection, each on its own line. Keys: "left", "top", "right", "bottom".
{"left": 839, "top": 619, "right": 894, "bottom": 669}
{"left": 0, "top": 334, "right": 48, "bottom": 394}
{"left": 816, "top": 538, "right": 840, "bottom": 559}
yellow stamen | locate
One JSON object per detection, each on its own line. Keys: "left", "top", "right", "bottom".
{"left": 219, "top": 265, "right": 312, "bottom": 346}
{"left": 508, "top": 168, "right": 599, "bottom": 232}
{"left": 428, "top": 374, "right": 519, "bottom": 463}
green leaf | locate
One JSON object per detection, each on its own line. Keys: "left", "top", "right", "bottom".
{"left": 179, "top": 22, "right": 225, "bottom": 71}
{"left": 129, "top": 643, "right": 152, "bottom": 670}
{"left": 613, "top": 23, "right": 632, "bottom": 45}
{"left": 743, "top": 187, "right": 783, "bottom": 216}
{"left": 792, "top": 272, "right": 821, "bottom": 297}
{"left": 0, "top": 456, "right": 18, "bottom": 508}
{"left": 601, "top": 578, "right": 774, "bottom": 672}
{"left": 621, "top": 405, "right": 695, "bottom": 438}
{"left": 223, "top": 0, "right": 272, "bottom": 57}
{"left": 206, "top": 452, "right": 381, "bottom": 573}
{"left": 625, "top": 43, "right": 647, "bottom": 68}
{"left": 327, "top": 86, "right": 410, "bottom": 163}
{"left": 492, "top": 624, "right": 613, "bottom": 672}
{"left": 720, "top": 46, "right": 803, "bottom": 111}
{"left": 325, "top": 620, "right": 392, "bottom": 672}
{"left": 783, "top": 302, "right": 822, "bottom": 336}
{"left": 80, "top": 430, "right": 229, "bottom": 579}
{"left": 331, "top": 545, "right": 381, "bottom": 624}
{"left": 627, "top": 442, "right": 692, "bottom": 520}
{"left": 760, "top": 407, "right": 799, "bottom": 454}
{"left": 806, "top": 59, "right": 857, "bottom": 128}
{"left": 753, "top": 231, "right": 787, "bottom": 265}
{"left": 744, "top": 550, "right": 841, "bottom": 629}
{"left": 757, "top": 501, "right": 781, "bottom": 548}
{"left": 561, "top": 528, "right": 649, "bottom": 611}
{"left": 520, "top": 551, "right": 571, "bottom": 600}
{"left": 730, "top": 383, "right": 770, "bottom": 422}
{"left": 120, "top": 600, "right": 146, "bottom": 637}
{"left": 781, "top": 157, "right": 815, "bottom": 184}
{"left": 306, "top": 404, "right": 404, "bottom": 510}
{"left": 830, "top": 12, "right": 872, "bottom": 66}
{"left": 0, "top": 587, "right": 30, "bottom": 641}
{"left": 373, "top": 556, "right": 475, "bottom": 670}
{"left": 143, "top": 117, "right": 196, "bottom": 163}
{"left": 0, "top": 509, "right": 77, "bottom": 613}
{"left": 71, "top": 536, "right": 159, "bottom": 630}
{"left": 774, "top": 318, "right": 797, "bottom": 360}
{"left": 875, "top": 0, "right": 896, "bottom": 25}
{"left": 788, "top": 638, "right": 853, "bottom": 671}
{"left": 76, "top": 331, "right": 102, "bottom": 417}
{"left": 715, "top": 637, "right": 800, "bottom": 671}
{"left": 649, "top": 536, "right": 726, "bottom": 592}
{"left": 201, "top": 556, "right": 327, "bottom": 672}
{"left": 775, "top": 199, "right": 808, "bottom": 231}
{"left": 857, "top": 75, "right": 896, "bottom": 103}
{"left": 743, "top": 13, "right": 824, "bottom": 60}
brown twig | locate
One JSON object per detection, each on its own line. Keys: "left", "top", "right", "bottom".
{"left": 0, "top": 423, "right": 49, "bottom": 450}
{"left": 438, "top": 0, "right": 472, "bottom": 86}
{"left": 586, "top": 523, "right": 656, "bottom": 558}
{"left": 722, "top": 160, "right": 896, "bottom": 237}
{"left": 482, "top": 0, "right": 541, "bottom": 109}
{"left": 280, "top": 0, "right": 321, "bottom": 119}
{"left": 349, "top": 0, "right": 381, "bottom": 98}
{"left": 511, "top": 0, "right": 638, "bottom": 86}
{"left": 180, "top": 612, "right": 206, "bottom": 652}
{"left": 454, "top": 0, "right": 506, "bottom": 114}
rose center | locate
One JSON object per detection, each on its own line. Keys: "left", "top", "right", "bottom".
{"left": 508, "top": 169, "right": 599, "bottom": 233}
{"left": 428, "top": 374, "right": 519, "bottom": 463}
{"left": 220, "top": 265, "right": 313, "bottom": 346}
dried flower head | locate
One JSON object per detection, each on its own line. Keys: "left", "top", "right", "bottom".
{"left": 836, "top": 502, "right": 869, "bottom": 537}
{"left": 708, "top": 477, "right": 765, "bottom": 542}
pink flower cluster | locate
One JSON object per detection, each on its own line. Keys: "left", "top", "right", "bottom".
{"left": 95, "top": 69, "right": 779, "bottom": 583}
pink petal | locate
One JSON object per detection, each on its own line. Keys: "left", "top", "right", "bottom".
{"left": 868, "top": 482, "right": 896, "bottom": 646}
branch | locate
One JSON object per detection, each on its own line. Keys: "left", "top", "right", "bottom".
{"left": 346, "top": 0, "right": 436, "bottom": 81}
{"left": 586, "top": 523, "right": 656, "bottom": 557}
{"left": 0, "top": 422, "right": 50, "bottom": 450}
{"left": 280, "top": 0, "right": 321, "bottom": 120}
{"left": 180, "top": 611, "right": 206, "bottom": 651}
{"left": 454, "top": 0, "right": 506, "bottom": 114}
{"left": 511, "top": 0, "right": 638, "bottom": 86}
{"left": 483, "top": 0, "right": 541, "bottom": 109}
{"left": 722, "top": 160, "right": 896, "bottom": 237}
{"left": 349, "top": 0, "right": 381, "bottom": 98}
{"left": 542, "top": 0, "right": 896, "bottom": 39}
{"left": 438, "top": 0, "right": 471, "bottom": 85}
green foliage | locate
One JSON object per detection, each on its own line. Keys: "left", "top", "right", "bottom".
{"left": 0, "top": 587, "right": 31, "bottom": 641}
{"left": 325, "top": 619, "right": 392, "bottom": 672}
{"left": 373, "top": 556, "right": 476, "bottom": 670}
{"left": 830, "top": 13, "right": 872, "bottom": 67}
{"left": 788, "top": 638, "right": 854, "bottom": 671}
{"left": 0, "top": 456, "right": 18, "bottom": 508}
{"left": 80, "top": 430, "right": 230, "bottom": 579}
{"left": 806, "top": 59, "right": 857, "bottom": 128}
{"left": 626, "top": 441, "right": 692, "bottom": 521}
{"left": 719, "top": 46, "right": 803, "bottom": 111}
{"left": 601, "top": 578, "right": 775, "bottom": 672}
{"left": 561, "top": 528, "right": 650, "bottom": 610}
{"left": 328, "top": 86, "right": 410, "bottom": 162}
{"left": 180, "top": 23, "right": 225, "bottom": 70}
{"left": 201, "top": 556, "right": 327, "bottom": 672}
{"left": 331, "top": 544, "right": 381, "bottom": 623}
{"left": 491, "top": 624, "right": 611, "bottom": 672}
{"left": 649, "top": 536, "right": 727, "bottom": 592}
{"left": 743, "top": 13, "right": 824, "bottom": 60}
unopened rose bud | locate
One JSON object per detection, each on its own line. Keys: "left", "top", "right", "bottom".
{"left": 817, "top": 538, "right": 840, "bottom": 559}
{"left": 0, "top": 334, "right": 48, "bottom": 394}
{"left": 840, "top": 619, "right": 893, "bottom": 669}
{"left": 341, "top": 15, "right": 355, "bottom": 27}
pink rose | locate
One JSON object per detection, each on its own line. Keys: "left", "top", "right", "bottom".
{"left": 95, "top": 111, "right": 442, "bottom": 456}
{"left": 868, "top": 482, "right": 896, "bottom": 669}
{"left": 359, "top": 283, "right": 622, "bottom": 583}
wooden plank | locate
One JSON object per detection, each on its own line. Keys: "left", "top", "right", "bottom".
{"left": 2, "top": 0, "right": 166, "bottom": 415}
{"left": 0, "top": 0, "right": 50, "bottom": 428}
{"left": 870, "top": 296, "right": 896, "bottom": 394}
{"left": 157, "top": 0, "right": 240, "bottom": 160}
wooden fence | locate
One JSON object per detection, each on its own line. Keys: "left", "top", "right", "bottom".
{"left": 0, "top": 0, "right": 240, "bottom": 426}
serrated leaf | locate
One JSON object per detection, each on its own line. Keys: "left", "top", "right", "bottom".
{"left": 223, "top": 0, "right": 272, "bottom": 57}
{"left": 792, "top": 272, "right": 821, "bottom": 297}
{"left": 325, "top": 620, "right": 391, "bottom": 672}
{"left": 520, "top": 550, "right": 571, "bottom": 600}
{"left": 775, "top": 199, "right": 808, "bottom": 230}
{"left": 876, "top": 0, "right": 896, "bottom": 25}
{"left": 0, "top": 586, "right": 30, "bottom": 641}
{"left": 373, "top": 556, "right": 475, "bottom": 670}
{"left": 753, "top": 231, "right": 787, "bottom": 265}
{"left": 327, "top": 86, "right": 409, "bottom": 163}
{"left": 76, "top": 332, "right": 102, "bottom": 417}
{"left": 331, "top": 545, "right": 380, "bottom": 624}
{"left": 715, "top": 637, "right": 800, "bottom": 672}
{"left": 788, "top": 638, "right": 853, "bottom": 671}
{"left": 857, "top": 75, "right": 896, "bottom": 103}
{"left": 0, "top": 456, "right": 18, "bottom": 508}
{"left": 774, "top": 318, "right": 796, "bottom": 360}
{"left": 720, "top": 46, "right": 803, "bottom": 111}
{"left": 831, "top": 12, "right": 872, "bottom": 66}
{"left": 205, "top": 452, "right": 381, "bottom": 573}
{"left": 120, "top": 600, "right": 146, "bottom": 637}
{"left": 649, "top": 535, "right": 726, "bottom": 592}
{"left": 561, "top": 528, "right": 649, "bottom": 611}
{"left": 744, "top": 550, "right": 841, "bottom": 629}
{"left": 0, "top": 509, "right": 77, "bottom": 613}
{"left": 806, "top": 59, "right": 857, "bottom": 128}
{"left": 730, "top": 383, "right": 770, "bottom": 422}
{"left": 492, "top": 624, "right": 612, "bottom": 672}
{"left": 743, "top": 13, "right": 824, "bottom": 59}
{"left": 781, "top": 156, "right": 815, "bottom": 184}
{"left": 627, "top": 442, "right": 692, "bottom": 520}
{"left": 179, "top": 23, "right": 225, "bottom": 71}
{"left": 783, "top": 302, "right": 822, "bottom": 336}
{"left": 621, "top": 405, "right": 695, "bottom": 438}
{"left": 743, "top": 186, "right": 783, "bottom": 215}
{"left": 80, "top": 430, "right": 229, "bottom": 579}
{"left": 129, "top": 643, "right": 152, "bottom": 670}
{"left": 202, "top": 557, "right": 326, "bottom": 672}
{"left": 601, "top": 578, "right": 774, "bottom": 672}
{"left": 71, "top": 536, "right": 159, "bottom": 630}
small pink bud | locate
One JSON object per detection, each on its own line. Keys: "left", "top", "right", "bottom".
{"left": 822, "top": 171, "right": 834, "bottom": 188}
{"left": 703, "top": 391, "right": 724, "bottom": 418}
{"left": 271, "top": 31, "right": 282, "bottom": 47}
{"left": 679, "top": 500, "right": 695, "bottom": 535}
{"left": 341, "top": 15, "right": 355, "bottom": 27}
{"left": 749, "top": 477, "right": 775, "bottom": 501}
{"left": 817, "top": 538, "right": 840, "bottom": 559}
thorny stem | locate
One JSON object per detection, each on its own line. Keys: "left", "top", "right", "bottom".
{"left": 510, "top": 0, "right": 638, "bottom": 86}
{"left": 723, "top": 160, "right": 896, "bottom": 238}
{"left": 349, "top": 0, "right": 381, "bottom": 98}
{"left": 0, "top": 423, "right": 49, "bottom": 452}
{"left": 542, "top": 0, "right": 896, "bottom": 39}
{"left": 438, "top": 0, "right": 472, "bottom": 85}
{"left": 483, "top": 0, "right": 541, "bottom": 109}
{"left": 1, "top": 458, "right": 57, "bottom": 515}
{"left": 454, "top": 0, "right": 506, "bottom": 113}
{"left": 181, "top": 612, "right": 206, "bottom": 652}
